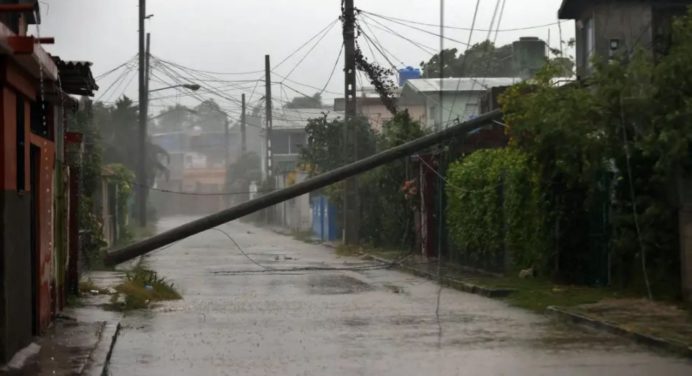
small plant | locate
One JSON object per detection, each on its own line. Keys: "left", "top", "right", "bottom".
{"left": 108, "top": 265, "right": 181, "bottom": 311}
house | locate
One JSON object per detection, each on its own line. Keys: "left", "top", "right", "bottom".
{"left": 558, "top": 0, "right": 692, "bottom": 78}
{"left": 0, "top": 0, "right": 97, "bottom": 363}
{"left": 400, "top": 77, "right": 520, "bottom": 130}
{"left": 334, "top": 86, "right": 426, "bottom": 133}
{"left": 263, "top": 107, "right": 344, "bottom": 176}
{"left": 151, "top": 128, "right": 229, "bottom": 216}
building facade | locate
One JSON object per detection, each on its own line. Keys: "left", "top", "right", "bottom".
{"left": 400, "top": 77, "right": 520, "bottom": 130}
{"left": 559, "top": 0, "right": 692, "bottom": 78}
{"left": 0, "top": 1, "right": 97, "bottom": 362}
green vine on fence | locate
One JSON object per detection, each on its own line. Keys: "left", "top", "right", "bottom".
{"left": 446, "top": 149, "right": 548, "bottom": 272}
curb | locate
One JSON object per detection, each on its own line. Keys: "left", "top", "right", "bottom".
{"left": 362, "top": 253, "right": 516, "bottom": 298}
{"left": 83, "top": 321, "right": 122, "bottom": 376}
{"left": 547, "top": 306, "right": 692, "bottom": 358}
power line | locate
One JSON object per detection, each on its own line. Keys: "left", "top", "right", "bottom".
{"left": 94, "top": 54, "right": 137, "bottom": 80}
{"left": 211, "top": 227, "right": 273, "bottom": 270}
{"left": 358, "top": 27, "right": 398, "bottom": 72}
{"left": 95, "top": 63, "right": 136, "bottom": 102}
{"left": 319, "top": 43, "right": 345, "bottom": 96}
{"left": 360, "top": 9, "right": 564, "bottom": 33}
{"left": 362, "top": 10, "right": 470, "bottom": 47}
{"left": 272, "top": 18, "right": 341, "bottom": 71}
{"left": 280, "top": 20, "right": 338, "bottom": 82}
{"left": 361, "top": 14, "right": 438, "bottom": 56}
{"left": 442, "top": 0, "right": 483, "bottom": 126}
{"left": 359, "top": 19, "right": 406, "bottom": 67}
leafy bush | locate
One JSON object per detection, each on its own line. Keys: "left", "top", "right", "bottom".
{"left": 446, "top": 148, "right": 549, "bottom": 273}
{"left": 495, "top": 9, "right": 692, "bottom": 297}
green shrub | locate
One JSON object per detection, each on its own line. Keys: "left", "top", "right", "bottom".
{"left": 446, "top": 148, "right": 549, "bottom": 272}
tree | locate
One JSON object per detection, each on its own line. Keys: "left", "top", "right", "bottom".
{"left": 285, "top": 93, "right": 322, "bottom": 109}
{"left": 301, "top": 115, "right": 376, "bottom": 175}
{"left": 300, "top": 111, "right": 426, "bottom": 248}
{"left": 421, "top": 41, "right": 514, "bottom": 78}
{"left": 359, "top": 111, "right": 427, "bottom": 248}
{"left": 227, "top": 152, "right": 262, "bottom": 191}
{"left": 193, "top": 99, "right": 226, "bottom": 132}
{"left": 154, "top": 104, "right": 195, "bottom": 132}
{"left": 95, "top": 96, "right": 168, "bottom": 187}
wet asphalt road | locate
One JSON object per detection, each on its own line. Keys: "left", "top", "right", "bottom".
{"left": 108, "top": 217, "right": 692, "bottom": 375}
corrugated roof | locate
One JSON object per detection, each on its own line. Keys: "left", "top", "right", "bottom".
{"left": 52, "top": 56, "right": 99, "bottom": 96}
{"left": 403, "top": 77, "right": 520, "bottom": 93}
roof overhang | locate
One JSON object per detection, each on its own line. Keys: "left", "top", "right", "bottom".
{"left": 558, "top": 0, "right": 582, "bottom": 19}
{"left": 53, "top": 56, "right": 98, "bottom": 97}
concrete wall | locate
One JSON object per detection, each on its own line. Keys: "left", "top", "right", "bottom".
{"left": 573, "top": 1, "right": 653, "bottom": 77}
{"left": 425, "top": 92, "right": 483, "bottom": 130}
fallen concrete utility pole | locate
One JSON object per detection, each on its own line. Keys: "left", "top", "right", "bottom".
{"left": 104, "top": 109, "right": 502, "bottom": 266}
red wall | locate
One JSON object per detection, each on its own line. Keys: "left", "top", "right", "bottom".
{"left": 30, "top": 135, "right": 54, "bottom": 331}
{"left": 1, "top": 59, "right": 55, "bottom": 333}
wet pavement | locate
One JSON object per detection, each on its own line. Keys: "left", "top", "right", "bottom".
{"left": 108, "top": 216, "right": 692, "bottom": 375}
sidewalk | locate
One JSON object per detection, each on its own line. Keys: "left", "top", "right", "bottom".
{"left": 1, "top": 272, "right": 123, "bottom": 376}
{"left": 350, "top": 246, "right": 692, "bottom": 358}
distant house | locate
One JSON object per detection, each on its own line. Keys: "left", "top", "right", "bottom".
{"left": 558, "top": 0, "right": 692, "bottom": 78}
{"left": 400, "top": 77, "right": 520, "bottom": 130}
{"left": 264, "top": 108, "right": 344, "bottom": 175}
{"left": 334, "top": 87, "right": 426, "bottom": 133}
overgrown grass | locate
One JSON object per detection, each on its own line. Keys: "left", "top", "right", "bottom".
{"left": 335, "top": 244, "right": 362, "bottom": 257}
{"left": 108, "top": 265, "right": 181, "bottom": 311}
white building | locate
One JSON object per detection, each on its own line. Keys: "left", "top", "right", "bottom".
{"left": 400, "top": 77, "right": 520, "bottom": 130}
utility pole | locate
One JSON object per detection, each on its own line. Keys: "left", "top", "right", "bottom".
{"left": 137, "top": 0, "right": 148, "bottom": 227}
{"left": 241, "top": 93, "right": 247, "bottom": 155}
{"left": 145, "top": 33, "right": 151, "bottom": 93}
{"left": 224, "top": 114, "right": 230, "bottom": 207}
{"left": 264, "top": 55, "right": 273, "bottom": 179}
{"left": 104, "top": 110, "right": 503, "bottom": 266}
{"left": 343, "top": 0, "right": 359, "bottom": 244}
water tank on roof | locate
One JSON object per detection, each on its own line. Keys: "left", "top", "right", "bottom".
{"left": 512, "top": 37, "right": 547, "bottom": 80}
{"left": 399, "top": 66, "right": 421, "bottom": 87}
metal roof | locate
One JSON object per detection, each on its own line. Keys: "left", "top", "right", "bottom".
{"left": 403, "top": 77, "right": 520, "bottom": 93}
{"left": 52, "top": 56, "right": 99, "bottom": 96}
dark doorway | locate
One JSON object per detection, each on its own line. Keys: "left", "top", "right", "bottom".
{"left": 29, "top": 145, "right": 40, "bottom": 335}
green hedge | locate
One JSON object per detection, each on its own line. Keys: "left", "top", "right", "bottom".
{"left": 446, "top": 148, "right": 549, "bottom": 272}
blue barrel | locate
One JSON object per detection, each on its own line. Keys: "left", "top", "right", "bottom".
{"left": 399, "top": 66, "right": 421, "bottom": 86}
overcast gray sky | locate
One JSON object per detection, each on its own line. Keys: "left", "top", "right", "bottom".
{"left": 38, "top": 0, "right": 573, "bottom": 117}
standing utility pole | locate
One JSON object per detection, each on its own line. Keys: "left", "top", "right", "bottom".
{"left": 264, "top": 55, "right": 273, "bottom": 178}
{"left": 145, "top": 33, "right": 151, "bottom": 93}
{"left": 137, "top": 0, "right": 148, "bottom": 226}
{"left": 241, "top": 93, "right": 247, "bottom": 155}
{"left": 343, "top": 0, "right": 359, "bottom": 244}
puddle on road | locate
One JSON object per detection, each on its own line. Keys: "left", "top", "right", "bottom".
{"left": 307, "top": 275, "right": 373, "bottom": 295}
